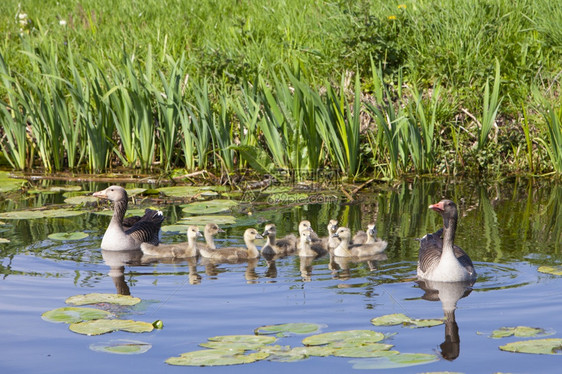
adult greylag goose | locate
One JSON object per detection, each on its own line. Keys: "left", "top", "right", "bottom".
{"left": 352, "top": 223, "right": 378, "bottom": 245}
{"left": 93, "top": 186, "right": 164, "bottom": 251}
{"left": 199, "top": 223, "right": 225, "bottom": 250}
{"left": 298, "top": 229, "right": 327, "bottom": 257}
{"left": 417, "top": 199, "right": 476, "bottom": 282}
{"left": 261, "top": 223, "right": 297, "bottom": 256}
{"left": 333, "top": 227, "right": 387, "bottom": 257}
{"left": 198, "top": 228, "right": 263, "bottom": 261}
{"left": 140, "top": 225, "right": 202, "bottom": 258}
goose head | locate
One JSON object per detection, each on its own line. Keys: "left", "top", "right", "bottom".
{"left": 262, "top": 224, "right": 277, "bottom": 238}
{"left": 367, "top": 223, "right": 377, "bottom": 237}
{"left": 187, "top": 225, "right": 203, "bottom": 241}
{"left": 429, "top": 200, "right": 458, "bottom": 220}
{"left": 298, "top": 220, "right": 314, "bottom": 235}
{"left": 93, "top": 185, "right": 128, "bottom": 202}
{"left": 300, "top": 229, "right": 312, "bottom": 244}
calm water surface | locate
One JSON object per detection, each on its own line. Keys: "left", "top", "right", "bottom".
{"left": 1, "top": 179, "right": 561, "bottom": 373}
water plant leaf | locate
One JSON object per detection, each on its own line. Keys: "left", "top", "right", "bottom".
{"left": 350, "top": 352, "right": 439, "bottom": 369}
{"left": 94, "top": 209, "right": 147, "bottom": 217}
{"left": 152, "top": 320, "right": 163, "bottom": 329}
{"left": 538, "top": 266, "right": 562, "bottom": 276}
{"left": 64, "top": 195, "right": 98, "bottom": 205}
{"left": 332, "top": 344, "right": 396, "bottom": 358}
{"left": 0, "top": 238, "right": 9, "bottom": 243}
{"left": 499, "top": 338, "right": 562, "bottom": 355}
{"left": 290, "top": 346, "right": 337, "bottom": 357}
{"left": 89, "top": 339, "right": 151, "bottom": 355}
{"left": 0, "top": 209, "right": 84, "bottom": 220}
{"left": 0, "top": 171, "right": 24, "bottom": 192}
{"left": 181, "top": 200, "right": 239, "bottom": 214}
{"left": 302, "top": 330, "right": 384, "bottom": 346}
{"left": 69, "top": 319, "right": 154, "bottom": 335}
{"left": 488, "top": 326, "right": 552, "bottom": 339}
{"left": 41, "top": 307, "right": 113, "bottom": 323}
{"left": 166, "top": 349, "right": 269, "bottom": 366}
{"left": 66, "top": 293, "right": 141, "bottom": 306}
{"left": 255, "top": 323, "right": 322, "bottom": 336}
{"left": 370, "top": 313, "right": 443, "bottom": 328}
{"left": 207, "top": 335, "right": 277, "bottom": 345}
{"left": 259, "top": 345, "right": 308, "bottom": 362}
{"left": 158, "top": 186, "right": 228, "bottom": 198}
{"left": 177, "top": 215, "right": 237, "bottom": 226}
{"left": 50, "top": 186, "right": 83, "bottom": 192}
{"left": 48, "top": 232, "right": 89, "bottom": 241}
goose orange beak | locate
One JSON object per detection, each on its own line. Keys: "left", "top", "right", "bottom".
{"left": 429, "top": 201, "right": 445, "bottom": 213}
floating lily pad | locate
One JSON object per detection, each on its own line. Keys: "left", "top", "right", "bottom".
{"left": 69, "top": 319, "right": 154, "bottom": 335}
{"left": 0, "top": 209, "right": 84, "bottom": 220}
{"left": 90, "top": 339, "right": 152, "bottom": 355}
{"left": 259, "top": 345, "right": 308, "bottom": 362}
{"left": 290, "top": 346, "right": 337, "bottom": 357}
{"left": 207, "top": 335, "right": 276, "bottom": 345}
{"left": 350, "top": 352, "right": 439, "bottom": 369}
{"left": 158, "top": 186, "right": 227, "bottom": 198}
{"left": 255, "top": 323, "right": 322, "bottom": 336}
{"left": 66, "top": 293, "right": 141, "bottom": 306}
{"left": 487, "top": 326, "right": 552, "bottom": 339}
{"left": 538, "top": 266, "right": 562, "bottom": 276}
{"left": 182, "top": 200, "right": 239, "bottom": 215}
{"left": 64, "top": 195, "right": 98, "bottom": 205}
{"left": 370, "top": 313, "right": 443, "bottom": 328}
{"left": 0, "top": 238, "right": 9, "bottom": 243}
{"left": 200, "top": 341, "right": 271, "bottom": 351}
{"left": 125, "top": 188, "right": 147, "bottom": 196}
{"left": 333, "top": 343, "right": 396, "bottom": 358}
{"left": 302, "top": 330, "right": 384, "bottom": 346}
{"left": 50, "top": 185, "right": 83, "bottom": 192}
{"left": 0, "top": 171, "right": 24, "bottom": 192}
{"left": 178, "top": 215, "right": 237, "bottom": 226}
{"left": 94, "top": 209, "right": 148, "bottom": 217}
{"left": 41, "top": 307, "right": 113, "bottom": 323}
{"left": 166, "top": 349, "right": 269, "bottom": 366}
{"left": 499, "top": 338, "right": 562, "bottom": 355}
{"left": 48, "top": 232, "right": 89, "bottom": 241}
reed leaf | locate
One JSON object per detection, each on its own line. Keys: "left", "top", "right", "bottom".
{"left": 478, "top": 59, "right": 501, "bottom": 150}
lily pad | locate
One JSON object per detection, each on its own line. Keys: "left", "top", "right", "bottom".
{"left": 94, "top": 209, "right": 148, "bottom": 217}
{"left": 166, "top": 349, "right": 269, "bottom": 366}
{"left": 69, "top": 319, "right": 154, "bottom": 335}
{"left": 125, "top": 188, "right": 147, "bottom": 196}
{"left": 0, "top": 171, "right": 24, "bottom": 192}
{"left": 350, "top": 352, "right": 439, "bottom": 369}
{"left": 177, "top": 215, "right": 237, "bottom": 226}
{"left": 207, "top": 335, "right": 277, "bottom": 345}
{"left": 370, "top": 313, "right": 443, "bottom": 328}
{"left": 48, "top": 232, "right": 89, "bottom": 241}
{"left": 259, "top": 345, "right": 308, "bottom": 362}
{"left": 488, "top": 326, "right": 552, "bottom": 339}
{"left": 333, "top": 343, "right": 396, "bottom": 358}
{"left": 158, "top": 186, "right": 227, "bottom": 198}
{"left": 0, "top": 238, "right": 9, "bottom": 243}
{"left": 538, "top": 266, "right": 562, "bottom": 276}
{"left": 302, "top": 330, "right": 384, "bottom": 346}
{"left": 66, "top": 293, "right": 141, "bottom": 306}
{"left": 499, "top": 338, "right": 562, "bottom": 355}
{"left": 64, "top": 195, "right": 98, "bottom": 205}
{"left": 89, "top": 339, "right": 152, "bottom": 355}
{"left": 290, "top": 346, "right": 337, "bottom": 357}
{"left": 0, "top": 209, "right": 84, "bottom": 220}
{"left": 182, "top": 200, "right": 239, "bottom": 215}
{"left": 255, "top": 323, "right": 322, "bottom": 336}
{"left": 50, "top": 185, "right": 83, "bottom": 192}
{"left": 41, "top": 307, "right": 113, "bottom": 323}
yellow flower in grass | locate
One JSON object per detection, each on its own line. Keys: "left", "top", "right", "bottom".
{"left": 388, "top": 15, "right": 397, "bottom": 20}
{"left": 398, "top": 4, "right": 407, "bottom": 9}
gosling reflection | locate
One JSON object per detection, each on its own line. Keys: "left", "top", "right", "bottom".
{"left": 417, "top": 279, "right": 474, "bottom": 361}
{"left": 330, "top": 253, "right": 388, "bottom": 280}
{"left": 199, "top": 257, "right": 260, "bottom": 283}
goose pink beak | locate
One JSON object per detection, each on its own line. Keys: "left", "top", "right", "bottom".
{"left": 429, "top": 201, "right": 445, "bottom": 213}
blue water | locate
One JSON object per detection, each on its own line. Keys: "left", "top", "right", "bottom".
{"left": 1, "top": 180, "right": 561, "bottom": 373}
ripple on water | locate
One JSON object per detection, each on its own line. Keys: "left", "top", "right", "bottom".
{"left": 471, "top": 261, "right": 536, "bottom": 292}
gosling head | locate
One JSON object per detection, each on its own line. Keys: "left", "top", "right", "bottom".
{"left": 262, "top": 223, "right": 277, "bottom": 237}
{"left": 333, "top": 227, "right": 351, "bottom": 241}
{"left": 93, "top": 185, "right": 128, "bottom": 202}
{"left": 367, "top": 223, "right": 377, "bottom": 237}
{"left": 187, "top": 225, "right": 203, "bottom": 240}
{"left": 327, "top": 219, "right": 338, "bottom": 234}
{"left": 244, "top": 228, "right": 263, "bottom": 241}
{"left": 205, "top": 223, "right": 225, "bottom": 236}
{"left": 300, "top": 229, "right": 312, "bottom": 244}
{"left": 298, "top": 220, "right": 314, "bottom": 235}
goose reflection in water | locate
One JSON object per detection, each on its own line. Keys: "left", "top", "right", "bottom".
{"left": 416, "top": 279, "right": 474, "bottom": 361}
{"left": 329, "top": 253, "right": 388, "bottom": 281}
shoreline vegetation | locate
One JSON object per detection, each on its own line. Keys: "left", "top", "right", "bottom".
{"left": 0, "top": 0, "right": 560, "bottom": 181}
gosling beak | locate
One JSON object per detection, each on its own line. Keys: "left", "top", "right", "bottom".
{"left": 332, "top": 233, "right": 339, "bottom": 238}
{"left": 255, "top": 233, "right": 264, "bottom": 239}
{"left": 331, "top": 225, "right": 338, "bottom": 232}
{"left": 217, "top": 228, "right": 226, "bottom": 233}
{"left": 196, "top": 231, "right": 203, "bottom": 238}
{"left": 262, "top": 230, "right": 269, "bottom": 236}
{"left": 368, "top": 228, "right": 377, "bottom": 236}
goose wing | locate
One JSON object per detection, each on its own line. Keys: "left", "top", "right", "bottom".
{"left": 126, "top": 209, "right": 165, "bottom": 245}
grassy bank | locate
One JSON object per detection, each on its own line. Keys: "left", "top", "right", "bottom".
{"left": 0, "top": 0, "right": 560, "bottom": 179}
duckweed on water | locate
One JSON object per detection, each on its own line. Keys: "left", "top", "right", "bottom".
{"left": 65, "top": 293, "right": 141, "bottom": 306}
